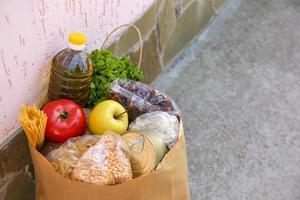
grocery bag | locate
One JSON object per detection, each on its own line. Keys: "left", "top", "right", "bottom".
{"left": 29, "top": 122, "right": 190, "bottom": 200}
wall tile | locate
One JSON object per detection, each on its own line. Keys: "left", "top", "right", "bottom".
{"left": 157, "top": 0, "right": 177, "bottom": 53}
{"left": 129, "top": 30, "right": 162, "bottom": 84}
{"left": 0, "top": 131, "right": 32, "bottom": 182}
{"left": 163, "top": 0, "right": 215, "bottom": 65}
{"left": 111, "top": 2, "right": 158, "bottom": 58}
{"left": 1, "top": 170, "right": 35, "bottom": 200}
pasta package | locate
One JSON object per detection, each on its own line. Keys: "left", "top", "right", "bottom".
{"left": 19, "top": 104, "right": 47, "bottom": 149}
{"left": 47, "top": 135, "right": 101, "bottom": 178}
{"left": 47, "top": 132, "right": 132, "bottom": 185}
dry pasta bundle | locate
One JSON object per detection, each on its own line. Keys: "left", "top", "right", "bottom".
{"left": 19, "top": 104, "right": 47, "bottom": 149}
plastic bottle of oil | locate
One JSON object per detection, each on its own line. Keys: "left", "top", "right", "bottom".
{"left": 48, "top": 32, "right": 93, "bottom": 107}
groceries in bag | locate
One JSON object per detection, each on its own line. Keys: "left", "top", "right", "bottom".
{"left": 19, "top": 31, "right": 180, "bottom": 186}
{"left": 20, "top": 83, "right": 181, "bottom": 186}
{"left": 17, "top": 26, "right": 189, "bottom": 199}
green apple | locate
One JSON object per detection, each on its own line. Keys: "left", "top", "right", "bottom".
{"left": 88, "top": 100, "right": 128, "bottom": 135}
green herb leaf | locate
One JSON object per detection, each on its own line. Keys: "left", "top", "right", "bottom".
{"left": 87, "top": 50, "right": 144, "bottom": 108}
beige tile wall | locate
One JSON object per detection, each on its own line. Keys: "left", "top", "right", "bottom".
{"left": 109, "top": 0, "right": 227, "bottom": 83}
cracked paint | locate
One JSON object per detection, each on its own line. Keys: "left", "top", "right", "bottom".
{"left": 0, "top": 0, "right": 154, "bottom": 144}
{"left": 4, "top": 15, "right": 9, "bottom": 24}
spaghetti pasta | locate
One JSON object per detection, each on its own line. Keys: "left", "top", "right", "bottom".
{"left": 19, "top": 104, "right": 47, "bottom": 149}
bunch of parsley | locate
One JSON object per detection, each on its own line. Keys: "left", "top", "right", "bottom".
{"left": 87, "top": 50, "right": 143, "bottom": 108}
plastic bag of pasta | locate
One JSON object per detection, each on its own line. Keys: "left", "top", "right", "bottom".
{"left": 47, "top": 135, "right": 101, "bottom": 178}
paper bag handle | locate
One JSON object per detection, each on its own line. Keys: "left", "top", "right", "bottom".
{"left": 101, "top": 24, "right": 143, "bottom": 70}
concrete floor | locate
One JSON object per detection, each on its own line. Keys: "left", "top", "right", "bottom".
{"left": 153, "top": 0, "right": 300, "bottom": 199}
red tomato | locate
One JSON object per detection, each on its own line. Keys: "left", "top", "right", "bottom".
{"left": 42, "top": 99, "right": 86, "bottom": 143}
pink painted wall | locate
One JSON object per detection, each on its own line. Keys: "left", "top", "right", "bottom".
{"left": 0, "top": 0, "right": 154, "bottom": 144}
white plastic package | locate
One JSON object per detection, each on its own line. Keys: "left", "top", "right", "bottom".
{"left": 129, "top": 111, "right": 179, "bottom": 149}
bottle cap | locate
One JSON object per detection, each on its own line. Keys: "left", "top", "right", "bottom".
{"left": 68, "top": 32, "right": 87, "bottom": 50}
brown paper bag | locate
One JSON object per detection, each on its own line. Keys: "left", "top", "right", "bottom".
{"left": 29, "top": 123, "right": 190, "bottom": 200}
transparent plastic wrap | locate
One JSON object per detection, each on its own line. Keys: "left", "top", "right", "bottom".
{"left": 129, "top": 111, "right": 179, "bottom": 149}
{"left": 108, "top": 80, "right": 180, "bottom": 122}
{"left": 71, "top": 132, "right": 132, "bottom": 185}
{"left": 47, "top": 135, "right": 101, "bottom": 178}
{"left": 47, "top": 132, "right": 132, "bottom": 185}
